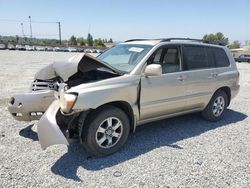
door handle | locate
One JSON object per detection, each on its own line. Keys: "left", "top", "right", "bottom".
{"left": 210, "top": 72, "right": 218, "bottom": 77}
{"left": 177, "top": 75, "right": 187, "bottom": 81}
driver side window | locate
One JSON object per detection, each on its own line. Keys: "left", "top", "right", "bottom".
{"left": 147, "top": 46, "right": 180, "bottom": 74}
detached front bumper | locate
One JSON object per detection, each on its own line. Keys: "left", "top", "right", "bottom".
{"left": 8, "top": 90, "right": 56, "bottom": 121}
{"left": 37, "top": 100, "right": 69, "bottom": 149}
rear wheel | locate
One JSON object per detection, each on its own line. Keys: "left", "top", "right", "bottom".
{"left": 202, "top": 90, "right": 228, "bottom": 121}
{"left": 81, "top": 105, "right": 130, "bottom": 157}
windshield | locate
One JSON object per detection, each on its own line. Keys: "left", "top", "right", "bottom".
{"left": 97, "top": 44, "right": 153, "bottom": 72}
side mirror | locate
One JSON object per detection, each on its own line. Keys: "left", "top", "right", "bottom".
{"left": 144, "top": 64, "right": 162, "bottom": 77}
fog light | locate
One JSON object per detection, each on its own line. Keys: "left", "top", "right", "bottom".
{"left": 16, "top": 113, "right": 22, "bottom": 117}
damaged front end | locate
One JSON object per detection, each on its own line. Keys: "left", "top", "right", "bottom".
{"left": 8, "top": 53, "right": 124, "bottom": 149}
{"left": 8, "top": 53, "right": 122, "bottom": 122}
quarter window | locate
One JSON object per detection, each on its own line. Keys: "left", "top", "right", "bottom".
{"left": 212, "top": 48, "right": 230, "bottom": 67}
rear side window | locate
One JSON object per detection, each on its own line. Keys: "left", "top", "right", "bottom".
{"left": 183, "top": 45, "right": 210, "bottom": 70}
{"left": 212, "top": 48, "right": 230, "bottom": 67}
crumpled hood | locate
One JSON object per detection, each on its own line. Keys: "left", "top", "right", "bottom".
{"left": 35, "top": 53, "right": 122, "bottom": 81}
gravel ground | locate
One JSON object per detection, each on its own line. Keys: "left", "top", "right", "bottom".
{"left": 0, "top": 51, "right": 250, "bottom": 188}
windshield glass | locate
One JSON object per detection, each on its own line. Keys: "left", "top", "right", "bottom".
{"left": 97, "top": 44, "right": 153, "bottom": 72}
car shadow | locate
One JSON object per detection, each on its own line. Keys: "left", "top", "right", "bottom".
{"left": 50, "top": 109, "right": 247, "bottom": 181}
{"left": 19, "top": 123, "right": 38, "bottom": 141}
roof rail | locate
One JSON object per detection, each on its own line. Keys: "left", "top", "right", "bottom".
{"left": 125, "top": 39, "right": 153, "bottom": 42}
{"left": 160, "top": 38, "right": 208, "bottom": 43}
{"left": 124, "top": 38, "right": 225, "bottom": 46}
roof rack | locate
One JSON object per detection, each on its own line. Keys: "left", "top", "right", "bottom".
{"left": 160, "top": 38, "right": 208, "bottom": 43}
{"left": 125, "top": 39, "right": 153, "bottom": 42}
{"left": 125, "top": 38, "right": 225, "bottom": 46}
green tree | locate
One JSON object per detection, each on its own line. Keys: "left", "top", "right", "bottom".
{"left": 77, "top": 37, "right": 86, "bottom": 46}
{"left": 69, "top": 35, "right": 77, "bottom": 46}
{"left": 228, "top": 40, "right": 241, "bottom": 49}
{"left": 16, "top": 35, "right": 19, "bottom": 43}
{"left": 108, "top": 38, "right": 113, "bottom": 43}
{"left": 203, "top": 32, "right": 229, "bottom": 45}
{"left": 93, "top": 38, "right": 104, "bottom": 47}
{"left": 87, "top": 33, "right": 93, "bottom": 46}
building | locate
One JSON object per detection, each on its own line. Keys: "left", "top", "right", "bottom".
{"left": 230, "top": 46, "right": 250, "bottom": 57}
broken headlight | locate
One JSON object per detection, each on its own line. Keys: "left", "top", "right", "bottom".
{"left": 60, "top": 93, "right": 77, "bottom": 113}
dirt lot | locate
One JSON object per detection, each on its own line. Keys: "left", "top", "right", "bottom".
{"left": 0, "top": 51, "right": 250, "bottom": 187}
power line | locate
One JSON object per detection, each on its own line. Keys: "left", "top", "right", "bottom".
{"left": 0, "top": 19, "right": 58, "bottom": 24}
{"left": 0, "top": 18, "right": 62, "bottom": 41}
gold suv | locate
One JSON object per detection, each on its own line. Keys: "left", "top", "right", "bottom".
{"left": 8, "top": 38, "right": 240, "bottom": 156}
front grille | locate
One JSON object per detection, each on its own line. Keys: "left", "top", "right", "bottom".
{"left": 31, "top": 79, "right": 58, "bottom": 91}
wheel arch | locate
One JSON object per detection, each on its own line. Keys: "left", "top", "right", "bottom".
{"left": 214, "top": 86, "right": 231, "bottom": 106}
{"left": 98, "top": 101, "right": 136, "bottom": 133}
{"left": 82, "top": 101, "right": 136, "bottom": 134}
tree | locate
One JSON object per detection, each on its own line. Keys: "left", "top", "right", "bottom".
{"left": 93, "top": 38, "right": 104, "bottom": 47}
{"left": 77, "top": 37, "right": 86, "bottom": 46}
{"left": 87, "top": 33, "right": 93, "bottom": 46}
{"left": 69, "top": 35, "right": 77, "bottom": 46}
{"left": 203, "top": 32, "right": 229, "bottom": 45}
{"left": 16, "top": 35, "right": 19, "bottom": 43}
{"left": 228, "top": 40, "right": 241, "bottom": 49}
{"left": 108, "top": 38, "right": 113, "bottom": 43}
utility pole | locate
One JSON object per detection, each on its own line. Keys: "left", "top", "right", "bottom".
{"left": 58, "top": 22, "right": 61, "bottom": 45}
{"left": 28, "top": 16, "right": 32, "bottom": 38}
{"left": 21, "top": 23, "right": 25, "bottom": 38}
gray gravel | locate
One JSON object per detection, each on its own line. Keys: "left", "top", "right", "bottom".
{"left": 0, "top": 51, "right": 250, "bottom": 188}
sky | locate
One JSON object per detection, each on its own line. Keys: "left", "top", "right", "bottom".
{"left": 0, "top": 0, "right": 249, "bottom": 43}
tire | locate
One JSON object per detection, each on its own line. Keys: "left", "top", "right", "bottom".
{"left": 202, "top": 90, "right": 228, "bottom": 121}
{"left": 81, "top": 105, "right": 130, "bottom": 157}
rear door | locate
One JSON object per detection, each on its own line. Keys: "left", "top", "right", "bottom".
{"left": 181, "top": 45, "right": 218, "bottom": 110}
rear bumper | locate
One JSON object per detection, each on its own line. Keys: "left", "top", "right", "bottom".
{"left": 231, "top": 84, "right": 240, "bottom": 99}
{"left": 37, "top": 100, "right": 69, "bottom": 149}
{"left": 8, "top": 90, "right": 56, "bottom": 121}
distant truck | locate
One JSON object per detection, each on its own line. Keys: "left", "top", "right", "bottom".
{"left": 234, "top": 54, "right": 250, "bottom": 63}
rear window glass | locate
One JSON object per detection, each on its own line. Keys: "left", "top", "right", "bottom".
{"left": 183, "top": 45, "right": 210, "bottom": 70}
{"left": 212, "top": 48, "right": 230, "bottom": 67}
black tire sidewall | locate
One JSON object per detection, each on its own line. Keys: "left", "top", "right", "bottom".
{"left": 83, "top": 106, "right": 130, "bottom": 157}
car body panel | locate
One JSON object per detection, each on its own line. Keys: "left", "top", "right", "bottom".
{"left": 68, "top": 75, "right": 140, "bottom": 117}
{"left": 140, "top": 72, "right": 187, "bottom": 120}
{"left": 35, "top": 53, "right": 123, "bottom": 81}
{"left": 37, "top": 100, "right": 69, "bottom": 149}
{"left": 8, "top": 90, "right": 56, "bottom": 121}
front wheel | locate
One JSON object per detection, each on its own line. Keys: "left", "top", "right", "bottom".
{"left": 202, "top": 90, "right": 228, "bottom": 121}
{"left": 81, "top": 105, "right": 130, "bottom": 157}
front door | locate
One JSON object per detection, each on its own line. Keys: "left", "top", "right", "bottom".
{"left": 140, "top": 45, "right": 187, "bottom": 120}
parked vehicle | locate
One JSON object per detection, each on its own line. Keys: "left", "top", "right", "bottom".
{"left": 0, "top": 43, "right": 6, "bottom": 50}
{"left": 84, "top": 48, "right": 92, "bottom": 53}
{"left": 234, "top": 54, "right": 250, "bottom": 63}
{"left": 96, "top": 49, "right": 104, "bottom": 53}
{"left": 77, "top": 48, "right": 84, "bottom": 52}
{"left": 53, "top": 47, "right": 62, "bottom": 52}
{"left": 7, "top": 44, "right": 16, "bottom": 50}
{"left": 8, "top": 38, "right": 240, "bottom": 157}
{"left": 16, "top": 44, "right": 26, "bottom": 51}
{"left": 36, "top": 46, "right": 46, "bottom": 51}
{"left": 25, "top": 45, "right": 35, "bottom": 51}
{"left": 45, "top": 46, "right": 53, "bottom": 51}
{"left": 68, "top": 47, "right": 78, "bottom": 52}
